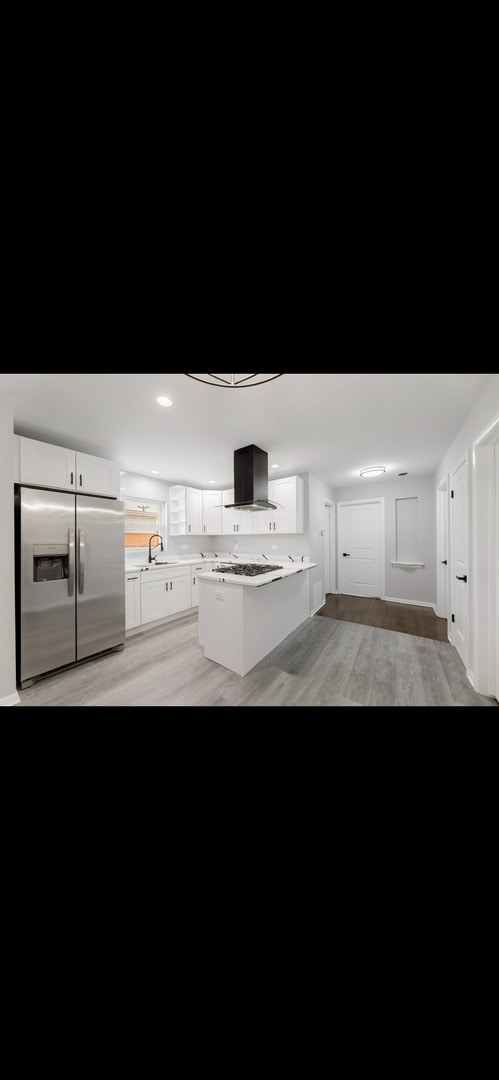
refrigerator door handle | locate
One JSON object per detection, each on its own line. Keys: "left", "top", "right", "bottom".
{"left": 68, "top": 528, "right": 75, "bottom": 597}
{"left": 78, "top": 528, "right": 85, "bottom": 594}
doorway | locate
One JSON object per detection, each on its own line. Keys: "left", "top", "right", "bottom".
{"left": 436, "top": 479, "right": 449, "bottom": 622}
{"left": 323, "top": 501, "right": 335, "bottom": 594}
{"left": 337, "top": 499, "right": 385, "bottom": 599}
{"left": 471, "top": 415, "right": 499, "bottom": 699}
{"left": 450, "top": 454, "right": 469, "bottom": 668}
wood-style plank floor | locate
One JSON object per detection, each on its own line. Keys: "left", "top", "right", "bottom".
{"left": 317, "top": 593, "right": 448, "bottom": 641}
{"left": 15, "top": 612, "right": 497, "bottom": 707}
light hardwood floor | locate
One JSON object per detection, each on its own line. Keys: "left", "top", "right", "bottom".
{"left": 15, "top": 612, "right": 497, "bottom": 707}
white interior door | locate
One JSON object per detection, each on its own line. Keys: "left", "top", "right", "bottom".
{"left": 338, "top": 500, "right": 383, "bottom": 598}
{"left": 496, "top": 442, "right": 499, "bottom": 700}
{"left": 436, "top": 482, "right": 449, "bottom": 620}
{"left": 451, "top": 456, "right": 469, "bottom": 667}
{"left": 324, "top": 505, "right": 330, "bottom": 592}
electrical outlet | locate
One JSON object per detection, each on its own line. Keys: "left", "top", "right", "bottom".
{"left": 233, "top": 541, "right": 239, "bottom": 549}
{"left": 271, "top": 545, "right": 277, "bottom": 550}
{"left": 216, "top": 591, "right": 224, "bottom": 601}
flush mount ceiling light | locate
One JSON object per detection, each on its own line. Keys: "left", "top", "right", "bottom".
{"left": 360, "top": 466, "right": 386, "bottom": 478}
{"left": 156, "top": 396, "right": 173, "bottom": 407}
{"left": 185, "top": 373, "right": 284, "bottom": 387}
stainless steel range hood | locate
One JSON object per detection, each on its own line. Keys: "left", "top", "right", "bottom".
{"left": 224, "top": 444, "right": 277, "bottom": 511}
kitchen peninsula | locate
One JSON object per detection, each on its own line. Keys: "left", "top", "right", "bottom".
{"left": 197, "top": 560, "right": 317, "bottom": 676}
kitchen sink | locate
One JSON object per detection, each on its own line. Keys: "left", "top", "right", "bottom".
{"left": 129, "top": 561, "right": 179, "bottom": 571}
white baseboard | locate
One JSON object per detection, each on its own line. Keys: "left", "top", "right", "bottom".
{"left": 385, "top": 595, "right": 438, "bottom": 613}
{"left": 0, "top": 691, "right": 21, "bottom": 707}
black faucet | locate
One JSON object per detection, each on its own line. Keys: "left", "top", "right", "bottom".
{"left": 148, "top": 533, "right": 164, "bottom": 563}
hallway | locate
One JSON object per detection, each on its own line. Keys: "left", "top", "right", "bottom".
{"left": 317, "top": 594, "right": 448, "bottom": 641}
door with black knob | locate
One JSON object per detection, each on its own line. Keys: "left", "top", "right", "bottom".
{"left": 337, "top": 500, "right": 383, "bottom": 598}
{"left": 451, "top": 456, "right": 469, "bottom": 667}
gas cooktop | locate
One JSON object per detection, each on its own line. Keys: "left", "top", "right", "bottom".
{"left": 213, "top": 562, "right": 282, "bottom": 577}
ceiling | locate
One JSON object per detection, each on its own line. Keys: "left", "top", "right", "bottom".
{"left": 0, "top": 373, "right": 491, "bottom": 491}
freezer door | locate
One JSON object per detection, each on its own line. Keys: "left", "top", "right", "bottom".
{"left": 18, "top": 487, "right": 76, "bottom": 684}
{"left": 76, "top": 496, "right": 125, "bottom": 659}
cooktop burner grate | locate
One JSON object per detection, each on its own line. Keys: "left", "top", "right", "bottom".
{"left": 213, "top": 562, "right": 282, "bottom": 577}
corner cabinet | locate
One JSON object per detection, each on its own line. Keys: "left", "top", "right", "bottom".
{"left": 18, "top": 436, "right": 120, "bottom": 498}
{"left": 252, "top": 476, "right": 304, "bottom": 534}
{"left": 169, "top": 485, "right": 203, "bottom": 535}
{"left": 202, "top": 490, "right": 223, "bottom": 534}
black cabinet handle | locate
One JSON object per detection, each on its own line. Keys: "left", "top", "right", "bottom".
{"left": 441, "top": 560, "right": 447, "bottom": 565}
{"left": 456, "top": 574, "right": 467, "bottom": 582}
{"left": 342, "top": 552, "right": 351, "bottom": 557}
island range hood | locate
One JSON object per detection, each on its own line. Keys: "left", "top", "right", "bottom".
{"left": 224, "top": 444, "right": 277, "bottom": 511}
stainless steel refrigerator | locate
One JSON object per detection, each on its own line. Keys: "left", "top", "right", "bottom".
{"left": 16, "top": 486, "right": 125, "bottom": 688}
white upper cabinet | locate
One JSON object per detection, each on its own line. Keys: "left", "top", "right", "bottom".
{"left": 169, "top": 485, "right": 202, "bottom": 535}
{"left": 202, "top": 490, "right": 223, "bottom": 535}
{"left": 272, "top": 476, "right": 304, "bottom": 533}
{"left": 18, "top": 437, "right": 120, "bottom": 497}
{"left": 186, "top": 487, "right": 202, "bottom": 534}
{"left": 252, "top": 476, "right": 304, "bottom": 534}
{"left": 252, "top": 501, "right": 275, "bottom": 534}
{"left": 75, "top": 452, "right": 120, "bottom": 498}
{"left": 19, "top": 437, "right": 75, "bottom": 491}
{"left": 223, "top": 490, "right": 255, "bottom": 534}
{"left": 223, "top": 489, "right": 241, "bottom": 535}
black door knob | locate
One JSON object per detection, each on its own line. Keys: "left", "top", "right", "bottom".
{"left": 441, "top": 560, "right": 447, "bottom": 565}
{"left": 456, "top": 574, "right": 467, "bottom": 582}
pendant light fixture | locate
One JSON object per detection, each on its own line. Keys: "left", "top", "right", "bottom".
{"left": 185, "top": 374, "right": 283, "bottom": 387}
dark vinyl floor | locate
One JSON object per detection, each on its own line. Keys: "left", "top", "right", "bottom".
{"left": 317, "top": 593, "right": 448, "bottom": 641}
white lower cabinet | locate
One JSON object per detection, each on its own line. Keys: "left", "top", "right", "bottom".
{"left": 141, "top": 575, "right": 170, "bottom": 625}
{"left": 139, "top": 566, "right": 192, "bottom": 627}
{"left": 190, "top": 564, "right": 204, "bottom": 607}
{"left": 125, "top": 573, "right": 141, "bottom": 630}
{"left": 127, "top": 560, "right": 210, "bottom": 633}
{"left": 169, "top": 573, "right": 191, "bottom": 614}
{"left": 191, "top": 562, "right": 212, "bottom": 606}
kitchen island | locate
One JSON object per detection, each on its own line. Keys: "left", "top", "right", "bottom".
{"left": 197, "top": 561, "right": 317, "bottom": 676}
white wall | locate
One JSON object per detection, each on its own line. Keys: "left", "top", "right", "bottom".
{"left": 334, "top": 475, "right": 436, "bottom": 605}
{"left": 435, "top": 374, "right": 499, "bottom": 484}
{"left": 0, "top": 398, "right": 19, "bottom": 705}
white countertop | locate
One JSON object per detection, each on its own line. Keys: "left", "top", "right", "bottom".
{"left": 126, "top": 555, "right": 314, "bottom": 576}
{"left": 197, "top": 562, "right": 317, "bottom": 587}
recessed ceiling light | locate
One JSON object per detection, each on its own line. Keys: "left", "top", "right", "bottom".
{"left": 209, "top": 480, "right": 216, "bottom": 484}
{"left": 360, "top": 466, "right": 386, "bottom": 478}
{"left": 156, "top": 396, "right": 173, "bottom": 408}
{"left": 270, "top": 463, "right": 280, "bottom": 469}
{"left": 151, "top": 470, "right": 159, "bottom": 475}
